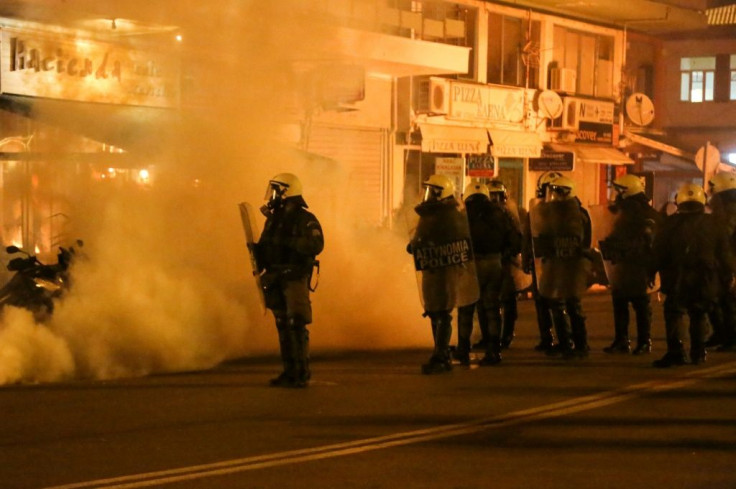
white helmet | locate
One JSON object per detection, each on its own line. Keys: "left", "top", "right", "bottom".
{"left": 613, "top": 174, "right": 645, "bottom": 199}
{"left": 422, "top": 174, "right": 455, "bottom": 202}
{"left": 536, "top": 171, "right": 564, "bottom": 198}
{"left": 547, "top": 176, "right": 577, "bottom": 202}
{"left": 708, "top": 172, "right": 736, "bottom": 196}
{"left": 463, "top": 181, "right": 490, "bottom": 201}
{"left": 265, "top": 173, "right": 302, "bottom": 203}
{"left": 675, "top": 182, "right": 706, "bottom": 206}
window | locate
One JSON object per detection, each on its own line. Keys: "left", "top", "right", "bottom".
{"left": 551, "top": 26, "right": 614, "bottom": 97}
{"left": 731, "top": 54, "right": 736, "bottom": 101}
{"left": 680, "top": 56, "right": 716, "bottom": 102}
{"left": 487, "top": 13, "right": 540, "bottom": 88}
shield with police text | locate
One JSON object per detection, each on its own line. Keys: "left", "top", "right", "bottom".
{"left": 589, "top": 203, "right": 659, "bottom": 295}
{"left": 530, "top": 199, "right": 590, "bottom": 299}
{"left": 408, "top": 201, "right": 480, "bottom": 312}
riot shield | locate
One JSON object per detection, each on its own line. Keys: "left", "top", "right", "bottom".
{"left": 505, "top": 199, "right": 532, "bottom": 292}
{"left": 530, "top": 199, "right": 590, "bottom": 300}
{"left": 238, "top": 202, "right": 267, "bottom": 314}
{"left": 408, "top": 204, "right": 480, "bottom": 311}
{"left": 589, "top": 203, "right": 659, "bottom": 295}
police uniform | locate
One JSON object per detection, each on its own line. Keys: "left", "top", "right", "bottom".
{"left": 409, "top": 174, "right": 479, "bottom": 375}
{"left": 530, "top": 176, "right": 592, "bottom": 358}
{"left": 706, "top": 174, "right": 736, "bottom": 351}
{"left": 601, "top": 190, "right": 662, "bottom": 355}
{"left": 455, "top": 183, "right": 521, "bottom": 365}
{"left": 255, "top": 174, "right": 324, "bottom": 387}
{"left": 652, "top": 183, "right": 735, "bottom": 367}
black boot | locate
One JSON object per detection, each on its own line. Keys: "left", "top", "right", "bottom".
{"left": 632, "top": 297, "right": 652, "bottom": 355}
{"left": 535, "top": 297, "right": 556, "bottom": 351}
{"left": 690, "top": 342, "right": 707, "bottom": 365}
{"left": 603, "top": 338, "right": 631, "bottom": 354}
{"left": 422, "top": 313, "right": 453, "bottom": 375}
{"left": 632, "top": 339, "right": 652, "bottom": 355}
{"left": 479, "top": 337, "right": 502, "bottom": 366}
{"left": 293, "top": 322, "right": 311, "bottom": 387}
{"left": 455, "top": 305, "right": 474, "bottom": 366}
{"left": 501, "top": 297, "right": 517, "bottom": 350}
{"left": 270, "top": 317, "right": 296, "bottom": 387}
{"left": 653, "top": 340, "right": 688, "bottom": 368}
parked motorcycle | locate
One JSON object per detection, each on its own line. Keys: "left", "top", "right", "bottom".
{"left": 0, "top": 240, "right": 83, "bottom": 322}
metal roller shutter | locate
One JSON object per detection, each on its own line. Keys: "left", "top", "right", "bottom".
{"left": 305, "top": 125, "right": 387, "bottom": 226}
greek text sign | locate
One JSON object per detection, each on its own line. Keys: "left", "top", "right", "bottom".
{"left": 0, "top": 28, "right": 179, "bottom": 108}
{"left": 413, "top": 238, "right": 472, "bottom": 271}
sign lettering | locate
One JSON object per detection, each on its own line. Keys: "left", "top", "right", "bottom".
{"left": 414, "top": 239, "right": 472, "bottom": 271}
{"left": 1, "top": 28, "right": 179, "bottom": 108}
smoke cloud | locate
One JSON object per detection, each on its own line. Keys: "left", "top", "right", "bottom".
{"left": 0, "top": 0, "right": 428, "bottom": 384}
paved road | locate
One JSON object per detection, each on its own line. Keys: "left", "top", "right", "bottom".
{"left": 1, "top": 293, "right": 735, "bottom": 489}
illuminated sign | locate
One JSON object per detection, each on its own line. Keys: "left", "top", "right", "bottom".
{"left": 447, "top": 81, "right": 525, "bottom": 124}
{"left": 0, "top": 28, "right": 179, "bottom": 108}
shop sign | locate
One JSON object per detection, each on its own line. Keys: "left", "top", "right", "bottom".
{"left": 0, "top": 28, "right": 179, "bottom": 108}
{"left": 435, "top": 157, "right": 464, "bottom": 198}
{"left": 447, "top": 81, "right": 525, "bottom": 125}
{"left": 573, "top": 98, "right": 614, "bottom": 145}
{"left": 529, "top": 149, "right": 574, "bottom": 171}
{"left": 467, "top": 153, "right": 495, "bottom": 177}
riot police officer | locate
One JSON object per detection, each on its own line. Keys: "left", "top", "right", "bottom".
{"left": 455, "top": 180, "right": 520, "bottom": 366}
{"left": 600, "top": 174, "right": 662, "bottom": 355}
{"left": 530, "top": 176, "right": 592, "bottom": 359}
{"left": 488, "top": 179, "right": 524, "bottom": 350}
{"left": 522, "top": 171, "right": 563, "bottom": 351}
{"left": 706, "top": 172, "right": 736, "bottom": 351}
{"left": 651, "top": 183, "right": 735, "bottom": 367}
{"left": 408, "top": 174, "right": 479, "bottom": 374}
{"left": 254, "top": 173, "right": 324, "bottom": 387}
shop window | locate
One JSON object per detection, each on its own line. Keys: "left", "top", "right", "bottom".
{"left": 680, "top": 56, "right": 716, "bottom": 102}
{"left": 487, "top": 13, "right": 540, "bottom": 88}
{"left": 550, "top": 26, "right": 614, "bottom": 97}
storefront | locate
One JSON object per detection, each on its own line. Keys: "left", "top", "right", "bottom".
{"left": 0, "top": 23, "right": 180, "bottom": 255}
{"left": 404, "top": 78, "right": 543, "bottom": 211}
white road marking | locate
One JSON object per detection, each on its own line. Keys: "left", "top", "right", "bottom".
{"left": 45, "top": 361, "right": 736, "bottom": 489}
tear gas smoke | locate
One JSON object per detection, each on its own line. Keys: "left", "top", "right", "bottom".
{"left": 0, "top": 1, "right": 429, "bottom": 384}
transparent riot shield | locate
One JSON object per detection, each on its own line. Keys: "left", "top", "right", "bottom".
{"left": 589, "top": 203, "right": 659, "bottom": 295}
{"left": 407, "top": 204, "right": 480, "bottom": 311}
{"left": 238, "top": 202, "right": 267, "bottom": 313}
{"left": 529, "top": 199, "right": 590, "bottom": 300}
{"left": 505, "top": 199, "right": 532, "bottom": 292}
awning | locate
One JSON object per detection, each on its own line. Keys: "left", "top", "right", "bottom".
{"left": 0, "top": 94, "right": 180, "bottom": 156}
{"left": 418, "top": 123, "right": 489, "bottom": 154}
{"left": 488, "top": 129, "right": 542, "bottom": 158}
{"left": 623, "top": 131, "right": 695, "bottom": 160}
{"left": 550, "top": 143, "right": 634, "bottom": 165}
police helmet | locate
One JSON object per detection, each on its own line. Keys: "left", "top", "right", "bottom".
{"left": 463, "top": 181, "right": 490, "bottom": 202}
{"left": 488, "top": 179, "right": 508, "bottom": 203}
{"left": 675, "top": 182, "right": 706, "bottom": 206}
{"left": 265, "top": 173, "right": 302, "bottom": 203}
{"left": 547, "top": 176, "right": 577, "bottom": 202}
{"left": 536, "top": 171, "right": 564, "bottom": 198}
{"left": 422, "top": 174, "right": 456, "bottom": 203}
{"left": 708, "top": 172, "right": 736, "bottom": 196}
{"left": 613, "top": 174, "right": 645, "bottom": 199}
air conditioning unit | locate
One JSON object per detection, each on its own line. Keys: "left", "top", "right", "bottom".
{"left": 414, "top": 77, "right": 449, "bottom": 115}
{"left": 550, "top": 97, "right": 579, "bottom": 130}
{"left": 550, "top": 68, "right": 577, "bottom": 94}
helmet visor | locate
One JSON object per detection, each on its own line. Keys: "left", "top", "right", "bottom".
{"left": 264, "top": 181, "right": 286, "bottom": 205}
{"left": 548, "top": 184, "right": 572, "bottom": 202}
{"left": 422, "top": 184, "right": 443, "bottom": 203}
